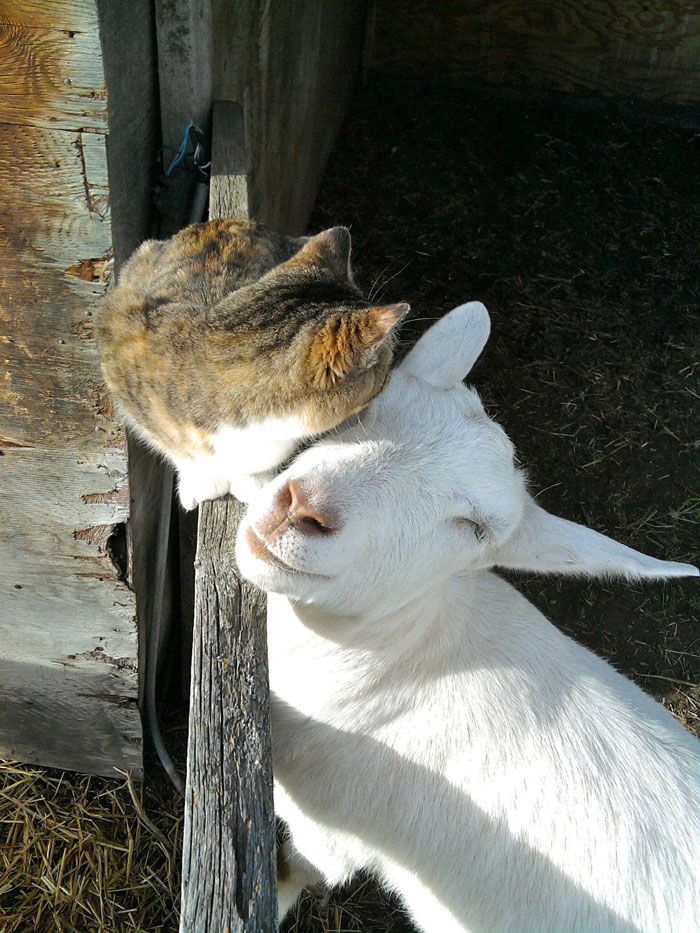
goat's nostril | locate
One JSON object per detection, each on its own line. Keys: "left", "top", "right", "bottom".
{"left": 285, "top": 481, "right": 335, "bottom": 536}
{"left": 293, "top": 513, "right": 332, "bottom": 536}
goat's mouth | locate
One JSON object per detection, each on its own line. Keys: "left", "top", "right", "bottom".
{"left": 245, "top": 526, "right": 329, "bottom": 578}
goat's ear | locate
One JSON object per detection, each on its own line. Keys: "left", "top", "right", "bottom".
{"left": 494, "top": 498, "right": 698, "bottom": 580}
{"left": 400, "top": 302, "right": 490, "bottom": 388}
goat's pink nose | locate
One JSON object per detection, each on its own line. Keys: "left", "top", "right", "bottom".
{"left": 256, "top": 479, "right": 336, "bottom": 541}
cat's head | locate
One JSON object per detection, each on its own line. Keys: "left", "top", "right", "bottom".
{"left": 230, "top": 226, "right": 409, "bottom": 435}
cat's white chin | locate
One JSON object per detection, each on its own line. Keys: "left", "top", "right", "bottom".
{"left": 175, "top": 464, "right": 276, "bottom": 509}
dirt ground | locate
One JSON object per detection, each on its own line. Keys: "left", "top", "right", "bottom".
{"left": 1, "top": 80, "right": 697, "bottom": 933}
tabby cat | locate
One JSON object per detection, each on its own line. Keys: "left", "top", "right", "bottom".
{"left": 96, "top": 220, "right": 407, "bottom": 508}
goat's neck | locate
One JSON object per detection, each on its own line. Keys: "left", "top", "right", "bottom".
{"left": 270, "top": 571, "right": 480, "bottom": 670}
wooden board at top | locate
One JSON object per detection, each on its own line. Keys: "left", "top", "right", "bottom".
{"left": 370, "top": 0, "right": 700, "bottom": 107}
{"left": 212, "top": 0, "right": 367, "bottom": 233}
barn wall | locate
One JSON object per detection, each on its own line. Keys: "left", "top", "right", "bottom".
{"left": 0, "top": 0, "right": 158, "bottom": 777}
{"left": 154, "top": 0, "right": 368, "bottom": 235}
{"left": 212, "top": 0, "right": 368, "bottom": 233}
{"left": 370, "top": 1, "right": 700, "bottom": 107}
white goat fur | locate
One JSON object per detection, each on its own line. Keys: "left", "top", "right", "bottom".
{"left": 237, "top": 304, "right": 700, "bottom": 932}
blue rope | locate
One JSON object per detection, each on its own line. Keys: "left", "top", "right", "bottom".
{"left": 166, "top": 122, "right": 195, "bottom": 177}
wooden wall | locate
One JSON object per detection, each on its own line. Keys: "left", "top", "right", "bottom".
{"left": 370, "top": 1, "right": 700, "bottom": 106}
{"left": 0, "top": 0, "right": 158, "bottom": 776}
{"left": 213, "top": 0, "right": 368, "bottom": 233}
{"left": 155, "top": 0, "right": 368, "bottom": 235}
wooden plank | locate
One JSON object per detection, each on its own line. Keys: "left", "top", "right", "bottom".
{"left": 209, "top": 100, "right": 249, "bottom": 219}
{"left": 0, "top": 0, "right": 154, "bottom": 776}
{"left": 0, "top": 441, "right": 141, "bottom": 775}
{"left": 0, "top": 0, "right": 99, "bottom": 31}
{"left": 95, "top": 0, "right": 162, "bottom": 710}
{"left": 0, "top": 657, "right": 140, "bottom": 778}
{"left": 0, "top": 275, "right": 115, "bottom": 450}
{"left": 213, "top": 0, "right": 367, "bottom": 232}
{"left": 0, "top": 20, "right": 107, "bottom": 131}
{"left": 154, "top": 0, "right": 213, "bottom": 155}
{"left": 96, "top": 0, "right": 159, "bottom": 266}
{"left": 0, "top": 122, "right": 111, "bottom": 273}
{"left": 370, "top": 0, "right": 700, "bottom": 107}
{"left": 0, "top": 116, "right": 138, "bottom": 772}
{"left": 180, "top": 100, "right": 277, "bottom": 933}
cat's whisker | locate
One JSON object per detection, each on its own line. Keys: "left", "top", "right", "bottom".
{"left": 371, "top": 260, "right": 412, "bottom": 302}
{"left": 368, "top": 262, "right": 393, "bottom": 301}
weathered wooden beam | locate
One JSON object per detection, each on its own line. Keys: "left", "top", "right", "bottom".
{"left": 370, "top": 0, "right": 700, "bottom": 107}
{"left": 0, "top": 0, "right": 158, "bottom": 777}
{"left": 212, "top": 0, "right": 366, "bottom": 233}
{"left": 180, "top": 100, "right": 277, "bottom": 933}
{"left": 153, "top": 0, "right": 213, "bottom": 155}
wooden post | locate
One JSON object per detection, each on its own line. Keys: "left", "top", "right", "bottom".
{"left": 180, "top": 101, "right": 277, "bottom": 932}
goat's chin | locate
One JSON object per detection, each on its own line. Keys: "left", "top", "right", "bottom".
{"left": 235, "top": 539, "right": 326, "bottom": 599}
{"left": 245, "top": 565, "right": 326, "bottom": 604}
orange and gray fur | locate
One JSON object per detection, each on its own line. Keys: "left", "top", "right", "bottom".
{"left": 95, "top": 220, "right": 407, "bottom": 508}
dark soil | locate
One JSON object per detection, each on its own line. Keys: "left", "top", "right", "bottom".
{"left": 286, "top": 78, "right": 699, "bottom": 932}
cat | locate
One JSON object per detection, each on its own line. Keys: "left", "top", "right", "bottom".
{"left": 95, "top": 220, "right": 408, "bottom": 508}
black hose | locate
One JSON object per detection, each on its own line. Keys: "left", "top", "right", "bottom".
{"left": 145, "top": 464, "right": 185, "bottom": 795}
{"left": 144, "top": 165, "right": 209, "bottom": 794}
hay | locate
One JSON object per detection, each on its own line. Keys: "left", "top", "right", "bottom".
{"left": 0, "top": 762, "right": 181, "bottom": 933}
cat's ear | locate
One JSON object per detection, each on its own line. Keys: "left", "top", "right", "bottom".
{"left": 287, "top": 226, "right": 353, "bottom": 281}
{"left": 307, "top": 303, "right": 409, "bottom": 388}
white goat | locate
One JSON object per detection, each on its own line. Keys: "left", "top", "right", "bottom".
{"left": 237, "top": 303, "right": 700, "bottom": 933}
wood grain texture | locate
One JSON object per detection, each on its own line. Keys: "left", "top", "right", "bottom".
{"left": 0, "top": 0, "right": 158, "bottom": 776}
{"left": 0, "top": 18, "right": 107, "bottom": 131}
{"left": 96, "top": 0, "right": 159, "bottom": 266}
{"left": 213, "top": 0, "right": 366, "bottom": 232}
{"left": 0, "top": 122, "right": 111, "bottom": 273}
{"left": 154, "top": 0, "right": 213, "bottom": 155}
{"left": 370, "top": 0, "right": 700, "bottom": 106}
{"left": 0, "top": 112, "right": 138, "bottom": 771}
{"left": 0, "top": 0, "right": 99, "bottom": 31}
{"left": 180, "top": 99, "right": 277, "bottom": 932}
{"left": 209, "top": 99, "right": 249, "bottom": 220}
{"left": 0, "top": 121, "right": 113, "bottom": 447}
{"left": 0, "top": 657, "right": 140, "bottom": 778}
{"left": 95, "top": 0, "right": 162, "bottom": 711}
{"left": 182, "top": 499, "right": 276, "bottom": 931}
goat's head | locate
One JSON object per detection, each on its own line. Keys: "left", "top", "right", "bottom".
{"left": 238, "top": 303, "right": 698, "bottom": 614}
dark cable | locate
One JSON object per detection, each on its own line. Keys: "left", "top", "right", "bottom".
{"left": 145, "top": 464, "right": 185, "bottom": 794}
{"left": 145, "top": 127, "right": 210, "bottom": 794}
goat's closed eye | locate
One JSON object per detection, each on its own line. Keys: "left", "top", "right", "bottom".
{"left": 455, "top": 517, "right": 489, "bottom": 542}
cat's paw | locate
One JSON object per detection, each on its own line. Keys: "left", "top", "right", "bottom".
{"left": 177, "top": 472, "right": 231, "bottom": 510}
{"left": 228, "top": 470, "right": 276, "bottom": 504}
